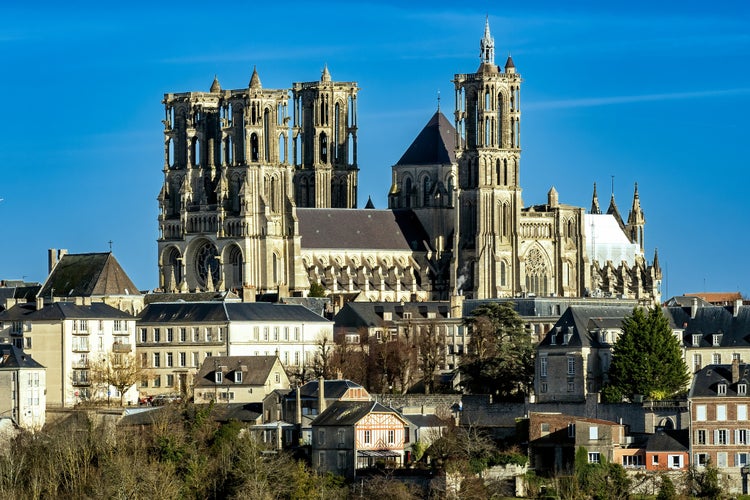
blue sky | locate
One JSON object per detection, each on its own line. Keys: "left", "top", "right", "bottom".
{"left": 0, "top": 1, "right": 748, "bottom": 298}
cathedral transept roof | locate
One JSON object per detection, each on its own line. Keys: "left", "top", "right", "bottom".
{"left": 396, "top": 111, "right": 457, "bottom": 166}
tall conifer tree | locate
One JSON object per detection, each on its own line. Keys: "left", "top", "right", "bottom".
{"left": 607, "top": 307, "right": 689, "bottom": 400}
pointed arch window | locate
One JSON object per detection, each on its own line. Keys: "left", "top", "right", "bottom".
{"left": 250, "top": 134, "right": 259, "bottom": 162}
{"left": 525, "top": 247, "right": 549, "bottom": 296}
{"left": 404, "top": 177, "right": 412, "bottom": 208}
{"left": 496, "top": 159, "right": 501, "bottom": 185}
{"left": 263, "top": 109, "right": 271, "bottom": 162}
{"left": 423, "top": 177, "right": 431, "bottom": 206}
{"left": 500, "top": 261, "right": 507, "bottom": 287}
{"left": 320, "top": 133, "right": 328, "bottom": 164}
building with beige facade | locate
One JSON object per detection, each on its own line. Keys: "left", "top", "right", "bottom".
{"left": 156, "top": 19, "right": 661, "bottom": 304}
{"left": 136, "top": 301, "right": 332, "bottom": 397}
{"left": 0, "top": 345, "right": 46, "bottom": 430}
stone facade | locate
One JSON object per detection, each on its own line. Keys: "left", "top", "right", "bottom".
{"left": 157, "top": 20, "right": 661, "bottom": 304}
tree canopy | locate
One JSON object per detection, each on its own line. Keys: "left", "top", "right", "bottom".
{"left": 459, "top": 302, "right": 533, "bottom": 399}
{"left": 605, "top": 306, "right": 690, "bottom": 401}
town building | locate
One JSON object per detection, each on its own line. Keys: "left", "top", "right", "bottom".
{"left": 193, "top": 355, "right": 289, "bottom": 404}
{"left": 0, "top": 301, "right": 137, "bottom": 407}
{"left": 156, "top": 20, "right": 661, "bottom": 304}
{"left": 689, "top": 361, "right": 750, "bottom": 495}
{"left": 311, "top": 400, "right": 409, "bottom": 479}
{"left": 0, "top": 344, "right": 46, "bottom": 430}
{"left": 136, "top": 301, "right": 332, "bottom": 397}
{"left": 534, "top": 305, "right": 635, "bottom": 402}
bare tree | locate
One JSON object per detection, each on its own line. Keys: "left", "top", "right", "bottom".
{"left": 90, "top": 351, "right": 148, "bottom": 406}
{"left": 416, "top": 324, "right": 446, "bottom": 394}
{"left": 310, "top": 334, "right": 335, "bottom": 379}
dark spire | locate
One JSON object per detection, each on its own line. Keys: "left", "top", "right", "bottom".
{"left": 364, "top": 196, "right": 375, "bottom": 209}
{"left": 590, "top": 182, "right": 601, "bottom": 214}
{"left": 249, "top": 66, "right": 262, "bottom": 89}
{"left": 210, "top": 75, "right": 221, "bottom": 93}
{"left": 652, "top": 247, "right": 661, "bottom": 273}
{"left": 607, "top": 193, "right": 625, "bottom": 228}
{"left": 627, "top": 182, "right": 645, "bottom": 226}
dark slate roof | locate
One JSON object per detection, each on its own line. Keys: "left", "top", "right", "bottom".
{"left": 312, "top": 400, "right": 402, "bottom": 427}
{"left": 401, "top": 413, "right": 446, "bottom": 429}
{"left": 279, "top": 297, "right": 330, "bottom": 318}
{"left": 668, "top": 305, "right": 750, "bottom": 347}
{"left": 211, "top": 403, "right": 263, "bottom": 423}
{"left": 0, "top": 344, "right": 44, "bottom": 369}
{"left": 39, "top": 253, "right": 140, "bottom": 298}
{"left": 0, "top": 302, "right": 133, "bottom": 321}
{"left": 296, "top": 208, "right": 431, "bottom": 252}
{"left": 538, "top": 305, "right": 635, "bottom": 348}
{"left": 194, "top": 355, "right": 282, "bottom": 388}
{"left": 144, "top": 291, "right": 240, "bottom": 305}
{"left": 334, "top": 301, "right": 452, "bottom": 330}
{"left": 664, "top": 295, "right": 713, "bottom": 308}
{"left": 689, "top": 363, "right": 750, "bottom": 398}
{"left": 645, "top": 430, "right": 689, "bottom": 452}
{"left": 396, "top": 111, "right": 457, "bottom": 166}
{"left": 138, "top": 301, "right": 329, "bottom": 323}
{"left": 298, "top": 379, "right": 367, "bottom": 400}
{"left": 0, "top": 284, "right": 41, "bottom": 302}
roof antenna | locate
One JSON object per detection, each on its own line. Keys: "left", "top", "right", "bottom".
{"left": 437, "top": 90, "right": 441, "bottom": 112}
{"left": 108, "top": 240, "right": 113, "bottom": 252}
{"left": 610, "top": 175, "right": 615, "bottom": 197}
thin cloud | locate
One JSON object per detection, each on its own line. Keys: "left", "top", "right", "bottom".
{"left": 528, "top": 88, "right": 750, "bottom": 110}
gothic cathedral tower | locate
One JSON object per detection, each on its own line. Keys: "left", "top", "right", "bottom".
{"left": 158, "top": 69, "right": 306, "bottom": 295}
{"left": 453, "top": 19, "right": 522, "bottom": 298}
{"left": 292, "top": 67, "right": 359, "bottom": 208}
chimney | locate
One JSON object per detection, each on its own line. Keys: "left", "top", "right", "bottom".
{"left": 449, "top": 294, "right": 464, "bottom": 319}
{"left": 732, "top": 358, "right": 741, "bottom": 384}
{"left": 59, "top": 249, "right": 68, "bottom": 260}
{"left": 318, "top": 376, "right": 326, "bottom": 414}
{"left": 691, "top": 297, "right": 698, "bottom": 319}
{"left": 295, "top": 386, "right": 302, "bottom": 425}
{"left": 734, "top": 299, "right": 743, "bottom": 318}
{"left": 36, "top": 296, "right": 43, "bottom": 310}
{"left": 242, "top": 285, "right": 256, "bottom": 303}
{"left": 278, "top": 283, "right": 289, "bottom": 300}
{"left": 48, "top": 248, "right": 58, "bottom": 274}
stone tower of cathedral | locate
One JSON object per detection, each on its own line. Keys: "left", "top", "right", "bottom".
{"left": 453, "top": 18, "right": 523, "bottom": 298}
{"left": 158, "top": 68, "right": 306, "bottom": 295}
{"left": 292, "top": 67, "right": 359, "bottom": 208}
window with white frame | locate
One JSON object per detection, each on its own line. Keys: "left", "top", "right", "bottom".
{"left": 716, "top": 452, "right": 727, "bottom": 468}
{"left": 166, "top": 352, "right": 173, "bottom": 367}
{"left": 695, "top": 453, "right": 708, "bottom": 466}
{"left": 215, "top": 371, "right": 223, "bottom": 383}
{"left": 716, "top": 429, "right": 727, "bottom": 445}
{"left": 166, "top": 374, "right": 174, "bottom": 387}
{"left": 192, "top": 352, "right": 199, "bottom": 367}
{"left": 669, "top": 455, "right": 683, "bottom": 469}
{"left": 193, "top": 327, "right": 200, "bottom": 342}
{"left": 738, "top": 384, "right": 747, "bottom": 396}
{"left": 388, "top": 430, "right": 395, "bottom": 443}
{"left": 364, "top": 430, "right": 371, "bottom": 444}
{"left": 588, "top": 452, "right": 600, "bottom": 464}
{"left": 179, "top": 328, "right": 186, "bottom": 342}
{"left": 622, "top": 455, "right": 643, "bottom": 467}
{"left": 733, "top": 353, "right": 741, "bottom": 361}
{"left": 294, "top": 327, "right": 300, "bottom": 341}
{"left": 114, "top": 320, "right": 123, "bottom": 331}
{"left": 712, "top": 353, "right": 721, "bottom": 365}
{"left": 205, "top": 328, "right": 212, "bottom": 342}
{"left": 167, "top": 328, "right": 173, "bottom": 342}
{"left": 235, "top": 371, "right": 242, "bottom": 383}
{"left": 153, "top": 353, "right": 160, "bottom": 367}
{"left": 253, "top": 326, "right": 259, "bottom": 340}
{"left": 589, "top": 426, "right": 598, "bottom": 441}
{"left": 567, "top": 356, "right": 575, "bottom": 375}
{"left": 540, "top": 356, "right": 548, "bottom": 378}
{"left": 712, "top": 334, "right": 722, "bottom": 346}
{"left": 697, "top": 429, "right": 706, "bottom": 444}
{"left": 717, "top": 404, "right": 727, "bottom": 421}
{"left": 153, "top": 375, "right": 161, "bottom": 387}
{"left": 738, "top": 404, "right": 748, "bottom": 421}
{"left": 652, "top": 455, "right": 659, "bottom": 466}
{"left": 717, "top": 383, "right": 727, "bottom": 395}
{"left": 263, "top": 327, "right": 269, "bottom": 341}
{"left": 692, "top": 334, "right": 701, "bottom": 347}
{"left": 696, "top": 405, "right": 707, "bottom": 421}
{"left": 737, "top": 452, "right": 749, "bottom": 467}
{"left": 737, "top": 429, "right": 748, "bottom": 445}
{"left": 179, "top": 352, "right": 186, "bottom": 367}
{"left": 273, "top": 327, "right": 279, "bottom": 341}
{"left": 140, "top": 328, "right": 147, "bottom": 343}
{"left": 693, "top": 354, "right": 702, "bottom": 370}
{"left": 154, "top": 329, "right": 161, "bottom": 343}
{"left": 79, "top": 320, "right": 88, "bottom": 332}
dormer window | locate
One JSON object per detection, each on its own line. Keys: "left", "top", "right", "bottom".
{"left": 402, "top": 312, "right": 412, "bottom": 320}
{"left": 738, "top": 384, "right": 747, "bottom": 396}
{"left": 692, "top": 334, "right": 701, "bottom": 347}
{"left": 549, "top": 332, "right": 556, "bottom": 345}
{"left": 600, "top": 331, "right": 608, "bottom": 344}
{"left": 712, "top": 334, "right": 722, "bottom": 347}
{"left": 383, "top": 312, "right": 392, "bottom": 321}
{"left": 235, "top": 372, "right": 242, "bottom": 383}
{"left": 215, "top": 371, "right": 223, "bottom": 383}
{"left": 717, "top": 383, "right": 727, "bottom": 395}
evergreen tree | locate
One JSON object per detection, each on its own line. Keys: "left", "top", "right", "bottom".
{"left": 459, "top": 302, "right": 534, "bottom": 399}
{"left": 606, "top": 307, "right": 690, "bottom": 400}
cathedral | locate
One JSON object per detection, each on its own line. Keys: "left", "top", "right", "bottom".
{"left": 157, "top": 20, "right": 662, "bottom": 304}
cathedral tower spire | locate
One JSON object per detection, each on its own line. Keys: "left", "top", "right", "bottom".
{"left": 626, "top": 182, "right": 646, "bottom": 250}
{"left": 292, "top": 67, "right": 359, "bottom": 208}
{"left": 453, "top": 19, "right": 522, "bottom": 298}
{"left": 590, "top": 182, "right": 601, "bottom": 214}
